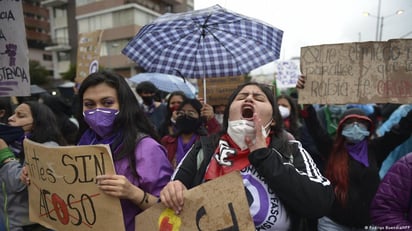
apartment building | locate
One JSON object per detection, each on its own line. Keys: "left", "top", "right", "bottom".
{"left": 23, "top": 0, "right": 53, "bottom": 75}
{"left": 41, "top": 0, "right": 193, "bottom": 79}
{"left": 41, "top": 0, "right": 77, "bottom": 80}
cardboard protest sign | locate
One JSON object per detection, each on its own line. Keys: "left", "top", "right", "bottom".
{"left": 275, "top": 59, "right": 300, "bottom": 89}
{"left": 299, "top": 39, "right": 412, "bottom": 104}
{"left": 0, "top": 1, "right": 30, "bottom": 96}
{"left": 197, "top": 76, "right": 245, "bottom": 106}
{"left": 23, "top": 139, "right": 125, "bottom": 231}
{"left": 75, "top": 30, "right": 103, "bottom": 84}
{"left": 135, "top": 171, "right": 254, "bottom": 231}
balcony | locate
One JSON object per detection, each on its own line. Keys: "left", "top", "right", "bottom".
{"left": 160, "top": 0, "right": 185, "bottom": 5}
{"left": 25, "top": 18, "right": 50, "bottom": 31}
{"left": 41, "top": 0, "right": 67, "bottom": 7}
{"left": 45, "top": 37, "right": 71, "bottom": 52}
{"left": 26, "top": 30, "right": 51, "bottom": 43}
{"left": 23, "top": 4, "right": 49, "bottom": 18}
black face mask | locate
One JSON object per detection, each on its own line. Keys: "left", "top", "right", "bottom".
{"left": 0, "top": 124, "right": 25, "bottom": 144}
{"left": 141, "top": 96, "right": 154, "bottom": 105}
{"left": 175, "top": 115, "right": 202, "bottom": 134}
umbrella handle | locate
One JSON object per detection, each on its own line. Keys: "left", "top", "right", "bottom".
{"left": 203, "top": 78, "right": 207, "bottom": 104}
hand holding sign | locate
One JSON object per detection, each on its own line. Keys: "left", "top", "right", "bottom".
{"left": 139, "top": 171, "right": 254, "bottom": 231}
{"left": 24, "top": 139, "right": 125, "bottom": 231}
{"left": 160, "top": 180, "right": 187, "bottom": 215}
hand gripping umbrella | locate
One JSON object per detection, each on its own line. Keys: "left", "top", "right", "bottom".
{"left": 122, "top": 4, "right": 283, "bottom": 102}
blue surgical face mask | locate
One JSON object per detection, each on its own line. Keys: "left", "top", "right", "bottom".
{"left": 341, "top": 122, "right": 370, "bottom": 143}
{"left": 83, "top": 108, "right": 119, "bottom": 138}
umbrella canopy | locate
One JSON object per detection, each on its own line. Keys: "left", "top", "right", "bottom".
{"left": 122, "top": 4, "right": 283, "bottom": 79}
{"left": 30, "top": 84, "right": 47, "bottom": 95}
{"left": 129, "top": 73, "right": 196, "bottom": 98}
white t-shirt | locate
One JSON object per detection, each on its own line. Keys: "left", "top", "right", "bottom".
{"left": 241, "top": 165, "right": 290, "bottom": 231}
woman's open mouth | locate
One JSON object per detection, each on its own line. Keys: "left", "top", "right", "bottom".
{"left": 241, "top": 105, "right": 254, "bottom": 120}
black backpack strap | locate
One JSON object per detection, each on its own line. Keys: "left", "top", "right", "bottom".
{"left": 191, "top": 135, "right": 219, "bottom": 187}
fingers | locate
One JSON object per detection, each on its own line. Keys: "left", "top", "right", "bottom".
{"left": 296, "top": 75, "right": 306, "bottom": 89}
{"left": 20, "top": 166, "right": 30, "bottom": 185}
{"left": 171, "top": 111, "right": 178, "bottom": 121}
{"left": 246, "top": 113, "right": 266, "bottom": 152}
{"left": 96, "top": 175, "right": 131, "bottom": 199}
{"left": 96, "top": 175, "right": 115, "bottom": 186}
{"left": 200, "top": 103, "right": 214, "bottom": 120}
{"left": 0, "top": 139, "right": 7, "bottom": 149}
{"left": 160, "top": 181, "right": 186, "bottom": 214}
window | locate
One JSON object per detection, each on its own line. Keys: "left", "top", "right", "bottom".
{"left": 43, "top": 54, "right": 52, "bottom": 61}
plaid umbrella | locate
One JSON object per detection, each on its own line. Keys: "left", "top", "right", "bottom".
{"left": 129, "top": 73, "right": 196, "bottom": 98}
{"left": 122, "top": 5, "right": 283, "bottom": 78}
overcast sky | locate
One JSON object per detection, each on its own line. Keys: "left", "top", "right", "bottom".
{"left": 195, "top": 0, "right": 412, "bottom": 63}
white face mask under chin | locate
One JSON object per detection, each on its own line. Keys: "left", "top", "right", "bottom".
{"left": 278, "top": 105, "right": 290, "bottom": 119}
{"left": 227, "top": 119, "right": 272, "bottom": 150}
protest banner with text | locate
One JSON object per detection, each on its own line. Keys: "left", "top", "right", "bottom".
{"left": 75, "top": 30, "right": 103, "bottom": 84}
{"left": 24, "top": 139, "right": 125, "bottom": 231}
{"left": 197, "top": 76, "right": 245, "bottom": 106}
{"left": 0, "top": 1, "right": 30, "bottom": 96}
{"left": 135, "top": 171, "right": 254, "bottom": 231}
{"left": 299, "top": 39, "right": 412, "bottom": 104}
{"left": 275, "top": 59, "right": 300, "bottom": 89}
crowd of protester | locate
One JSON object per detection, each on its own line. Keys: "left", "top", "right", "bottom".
{"left": 1, "top": 70, "right": 412, "bottom": 230}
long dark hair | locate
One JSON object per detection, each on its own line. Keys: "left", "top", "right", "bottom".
{"left": 17, "top": 101, "right": 67, "bottom": 164}
{"left": 77, "top": 70, "right": 159, "bottom": 161}
{"left": 221, "top": 82, "right": 290, "bottom": 154}
{"left": 41, "top": 95, "right": 79, "bottom": 145}
{"left": 24, "top": 101, "right": 67, "bottom": 146}
{"left": 0, "top": 97, "right": 13, "bottom": 124}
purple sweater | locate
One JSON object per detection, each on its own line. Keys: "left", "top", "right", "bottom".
{"left": 115, "top": 137, "right": 173, "bottom": 231}
{"left": 370, "top": 152, "right": 412, "bottom": 228}
{"left": 78, "top": 130, "right": 173, "bottom": 231}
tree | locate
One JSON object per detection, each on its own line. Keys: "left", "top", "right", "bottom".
{"left": 29, "top": 60, "right": 50, "bottom": 85}
{"left": 61, "top": 64, "right": 76, "bottom": 82}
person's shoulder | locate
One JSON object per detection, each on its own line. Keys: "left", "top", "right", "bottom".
{"left": 135, "top": 136, "right": 163, "bottom": 151}
{"left": 160, "top": 135, "right": 177, "bottom": 144}
{"left": 153, "top": 102, "right": 167, "bottom": 114}
{"left": 398, "top": 152, "right": 412, "bottom": 167}
{"left": 155, "top": 102, "right": 167, "bottom": 109}
{"left": 137, "top": 135, "right": 156, "bottom": 144}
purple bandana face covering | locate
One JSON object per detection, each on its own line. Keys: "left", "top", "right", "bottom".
{"left": 345, "top": 139, "right": 369, "bottom": 167}
{"left": 83, "top": 108, "right": 119, "bottom": 138}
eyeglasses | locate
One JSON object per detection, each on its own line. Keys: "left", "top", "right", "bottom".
{"left": 343, "top": 121, "right": 368, "bottom": 130}
{"left": 176, "top": 110, "right": 198, "bottom": 118}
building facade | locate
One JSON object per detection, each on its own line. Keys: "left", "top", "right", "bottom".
{"left": 39, "top": 0, "right": 193, "bottom": 80}
{"left": 23, "top": 0, "right": 53, "bottom": 75}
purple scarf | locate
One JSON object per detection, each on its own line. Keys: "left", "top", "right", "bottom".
{"left": 175, "top": 134, "right": 198, "bottom": 165}
{"left": 345, "top": 139, "right": 369, "bottom": 167}
{"left": 78, "top": 129, "right": 122, "bottom": 156}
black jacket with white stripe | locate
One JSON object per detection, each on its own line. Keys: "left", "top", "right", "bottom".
{"left": 173, "top": 132, "right": 334, "bottom": 231}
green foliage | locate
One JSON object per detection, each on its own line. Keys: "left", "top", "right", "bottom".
{"left": 29, "top": 60, "right": 50, "bottom": 85}
{"left": 61, "top": 64, "right": 77, "bottom": 82}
